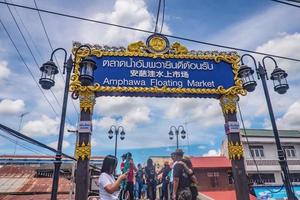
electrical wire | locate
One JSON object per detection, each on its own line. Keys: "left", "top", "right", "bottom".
{"left": 270, "top": 0, "right": 300, "bottom": 8}
{"left": 32, "top": 0, "right": 80, "bottom": 117}
{"left": 4, "top": 1, "right": 77, "bottom": 125}
{"left": 237, "top": 102, "right": 285, "bottom": 194}
{"left": 0, "top": 133, "right": 51, "bottom": 156}
{"left": 160, "top": 0, "right": 165, "bottom": 34}
{"left": 154, "top": 0, "right": 162, "bottom": 33}
{"left": 3, "top": 1, "right": 64, "bottom": 116}
{"left": 10, "top": 1, "right": 44, "bottom": 61}
{"left": 1, "top": 1, "right": 300, "bottom": 63}
{"left": 0, "top": 18, "right": 58, "bottom": 116}
{"left": 0, "top": 123, "right": 101, "bottom": 170}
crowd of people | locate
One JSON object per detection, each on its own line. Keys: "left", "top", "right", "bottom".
{"left": 98, "top": 149, "right": 198, "bottom": 200}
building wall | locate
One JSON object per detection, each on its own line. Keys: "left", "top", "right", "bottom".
{"left": 241, "top": 137, "right": 300, "bottom": 185}
{"left": 194, "top": 168, "right": 234, "bottom": 191}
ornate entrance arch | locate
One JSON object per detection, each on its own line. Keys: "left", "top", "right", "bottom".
{"left": 70, "top": 34, "right": 249, "bottom": 200}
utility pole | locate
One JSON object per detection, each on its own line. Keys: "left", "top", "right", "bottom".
{"left": 13, "top": 112, "right": 29, "bottom": 155}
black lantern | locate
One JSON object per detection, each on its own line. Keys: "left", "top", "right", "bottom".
{"left": 120, "top": 130, "right": 125, "bottom": 140}
{"left": 169, "top": 130, "right": 174, "bottom": 140}
{"left": 79, "top": 56, "right": 97, "bottom": 86}
{"left": 238, "top": 64, "right": 257, "bottom": 92}
{"left": 181, "top": 130, "right": 186, "bottom": 139}
{"left": 270, "top": 67, "right": 289, "bottom": 94}
{"left": 108, "top": 129, "right": 113, "bottom": 139}
{"left": 39, "top": 60, "right": 59, "bottom": 90}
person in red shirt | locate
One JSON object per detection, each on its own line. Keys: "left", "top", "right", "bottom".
{"left": 123, "top": 152, "right": 137, "bottom": 200}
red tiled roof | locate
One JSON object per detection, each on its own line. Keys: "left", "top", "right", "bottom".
{"left": 0, "top": 166, "right": 71, "bottom": 198}
{"left": 191, "top": 156, "right": 231, "bottom": 168}
{"left": 201, "top": 190, "right": 257, "bottom": 200}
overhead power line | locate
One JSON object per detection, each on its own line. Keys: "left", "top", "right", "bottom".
{"left": 270, "top": 0, "right": 300, "bottom": 8}
{"left": 160, "top": 0, "right": 166, "bottom": 33}
{"left": 0, "top": 18, "right": 58, "bottom": 116}
{"left": 32, "top": 0, "right": 79, "bottom": 118}
{"left": 0, "top": 1, "right": 299, "bottom": 62}
{"left": 0, "top": 123, "right": 101, "bottom": 170}
{"left": 154, "top": 0, "right": 162, "bottom": 33}
{"left": 4, "top": 1, "right": 75, "bottom": 124}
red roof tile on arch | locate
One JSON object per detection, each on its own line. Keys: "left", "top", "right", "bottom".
{"left": 191, "top": 156, "right": 231, "bottom": 168}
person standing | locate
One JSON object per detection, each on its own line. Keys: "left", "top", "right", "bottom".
{"left": 158, "top": 161, "right": 171, "bottom": 200}
{"left": 98, "top": 155, "right": 128, "bottom": 200}
{"left": 179, "top": 156, "right": 198, "bottom": 200}
{"left": 135, "top": 163, "right": 144, "bottom": 199}
{"left": 144, "top": 158, "right": 157, "bottom": 200}
{"left": 124, "top": 152, "right": 137, "bottom": 200}
{"left": 169, "top": 152, "right": 176, "bottom": 198}
{"left": 172, "top": 149, "right": 192, "bottom": 200}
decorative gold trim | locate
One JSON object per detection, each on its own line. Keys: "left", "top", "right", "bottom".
{"left": 79, "top": 90, "right": 95, "bottom": 113}
{"left": 220, "top": 95, "right": 239, "bottom": 114}
{"left": 75, "top": 142, "right": 91, "bottom": 160}
{"left": 127, "top": 41, "right": 147, "bottom": 53}
{"left": 171, "top": 42, "right": 188, "bottom": 55}
{"left": 70, "top": 41, "right": 247, "bottom": 97}
{"left": 228, "top": 141, "right": 244, "bottom": 160}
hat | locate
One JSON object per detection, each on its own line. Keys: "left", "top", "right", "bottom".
{"left": 173, "top": 149, "right": 184, "bottom": 155}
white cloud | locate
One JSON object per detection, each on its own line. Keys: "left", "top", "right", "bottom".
{"left": 256, "top": 33, "right": 300, "bottom": 81}
{"left": 21, "top": 115, "right": 59, "bottom": 137}
{"left": 277, "top": 100, "right": 300, "bottom": 130}
{"left": 164, "top": 99, "right": 223, "bottom": 128}
{"left": 80, "top": 0, "right": 171, "bottom": 45}
{"left": 203, "top": 149, "right": 221, "bottom": 157}
{"left": 49, "top": 140, "right": 70, "bottom": 150}
{"left": 93, "top": 117, "right": 117, "bottom": 129}
{"left": 0, "top": 99, "right": 25, "bottom": 114}
{"left": 209, "top": 5, "right": 300, "bottom": 50}
{"left": 94, "top": 97, "right": 151, "bottom": 131}
{"left": 0, "top": 61, "right": 10, "bottom": 80}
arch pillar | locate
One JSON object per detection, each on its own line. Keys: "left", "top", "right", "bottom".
{"left": 220, "top": 94, "right": 250, "bottom": 200}
{"left": 75, "top": 90, "right": 95, "bottom": 200}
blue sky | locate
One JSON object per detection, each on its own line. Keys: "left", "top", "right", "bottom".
{"left": 0, "top": 0, "right": 300, "bottom": 165}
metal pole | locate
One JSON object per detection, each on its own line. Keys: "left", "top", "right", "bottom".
{"left": 176, "top": 130, "right": 179, "bottom": 149}
{"left": 258, "top": 62, "right": 297, "bottom": 200}
{"left": 51, "top": 55, "right": 73, "bottom": 200}
{"left": 13, "top": 112, "right": 29, "bottom": 155}
{"left": 114, "top": 130, "right": 118, "bottom": 158}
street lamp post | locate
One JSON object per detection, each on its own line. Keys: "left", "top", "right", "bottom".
{"left": 238, "top": 54, "right": 297, "bottom": 200}
{"left": 39, "top": 48, "right": 72, "bottom": 200}
{"left": 108, "top": 125, "right": 125, "bottom": 158}
{"left": 168, "top": 125, "right": 186, "bottom": 149}
{"left": 39, "top": 45, "right": 96, "bottom": 200}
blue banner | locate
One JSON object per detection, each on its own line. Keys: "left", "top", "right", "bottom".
{"left": 93, "top": 56, "right": 235, "bottom": 93}
{"left": 254, "top": 186, "right": 300, "bottom": 199}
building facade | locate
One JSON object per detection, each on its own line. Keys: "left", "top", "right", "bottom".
{"left": 222, "top": 129, "right": 300, "bottom": 186}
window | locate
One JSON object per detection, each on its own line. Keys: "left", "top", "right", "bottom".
{"left": 207, "top": 172, "right": 219, "bottom": 188}
{"left": 249, "top": 145, "right": 265, "bottom": 158}
{"left": 290, "top": 173, "right": 300, "bottom": 182}
{"left": 283, "top": 146, "right": 296, "bottom": 158}
{"left": 248, "top": 173, "right": 275, "bottom": 184}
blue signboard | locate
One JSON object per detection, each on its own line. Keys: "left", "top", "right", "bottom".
{"left": 71, "top": 34, "right": 245, "bottom": 98}
{"left": 94, "top": 56, "right": 234, "bottom": 90}
{"left": 254, "top": 186, "right": 300, "bottom": 200}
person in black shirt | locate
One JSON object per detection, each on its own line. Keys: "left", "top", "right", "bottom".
{"left": 144, "top": 158, "right": 157, "bottom": 200}
{"left": 172, "top": 149, "right": 192, "bottom": 200}
{"left": 158, "top": 161, "right": 171, "bottom": 200}
{"left": 135, "top": 163, "right": 144, "bottom": 199}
